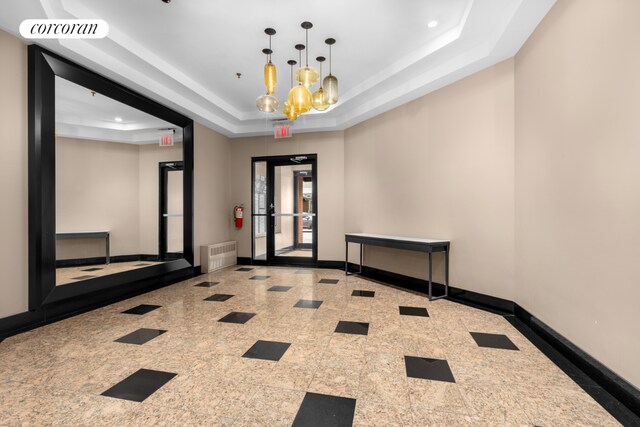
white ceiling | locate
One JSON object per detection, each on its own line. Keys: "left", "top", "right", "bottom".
{"left": 55, "top": 76, "right": 183, "bottom": 144}
{"left": 0, "top": 0, "right": 555, "bottom": 137}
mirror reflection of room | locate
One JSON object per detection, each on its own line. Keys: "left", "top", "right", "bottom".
{"left": 54, "top": 76, "right": 184, "bottom": 286}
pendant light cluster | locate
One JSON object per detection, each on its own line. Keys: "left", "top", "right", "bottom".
{"left": 256, "top": 28, "right": 279, "bottom": 113}
{"left": 255, "top": 22, "right": 339, "bottom": 120}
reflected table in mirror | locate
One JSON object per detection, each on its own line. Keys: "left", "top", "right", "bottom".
{"left": 56, "top": 231, "right": 110, "bottom": 263}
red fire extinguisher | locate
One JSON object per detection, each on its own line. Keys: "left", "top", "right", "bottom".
{"left": 234, "top": 206, "right": 244, "bottom": 229}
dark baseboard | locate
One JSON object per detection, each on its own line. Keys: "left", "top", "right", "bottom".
{"left": 0, "top": 267, "right": 196, "bottom": 341}
{"left": 237, "top": 258, "right": 346, "bottom": 271}
{"left": 237, "top": 257, "right": 253, "bottom": 265}
{"left": 511, "top": 305, "right": 640, "bottom": 421}
{"left": 316, "top": 260, "right": 345, "bottom": 270}
{"left": 347, "top": 262, "right": 514, "bottom": 315}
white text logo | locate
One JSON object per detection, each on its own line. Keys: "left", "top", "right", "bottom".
{"left": 19, "top": 19, "right": 109, "bottom": 39}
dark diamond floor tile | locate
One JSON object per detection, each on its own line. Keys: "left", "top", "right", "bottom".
{"left": 194, "top": 281, "right": 219, "bottom": 288}
{"left": 204, "top": 294, "right": 234, "bottom": 302}
{"left": 292, "top": 392, "right": 356, "bottom": 427}
{"left": 236, "top": 267, "right": 254, "bottom": 272}
{"left": 295, "top": 270, "right": 313, "bottom": 275}
{"left": 250, "top": 275, "right": 271, "bottom": 280}
{"left": 242, "top": 340, "right": 291, "bottom": 361}
{"left": 115, "top": 328, "right": 167, "bottom": 345}
{"left": 81, "top": 267, "right": 103, "bottom": 272}
{"left": 399, "top": 306, "right": 429, "bottom": 317}
{"left": 121, "top": 304, "right": 161, "bottom": 315}
{"left": 319, "top": 279, "right": 339, "bottom": 284}
{"left": 101, "top": 368, "right": 176, "bottom": 402}
{"left": 72, "top": 275, "right": 97, "bottom": 280}
{"left": 294, "top": 299, "right": 323, "bottom": 309}
{"left": 218, "top": 311, "right": 256, "bottom": 324}
{"left": 470, "top": 332, "right": 519, "bottom": 350}
{"left": 335, "top": 321, "right": 369, "bottom": 336}
{"left": 268, "top": 286, "right": 292, "bottom": 292}
{"left": 351, "top": 290, "right": 375, "bottom": 298}
{"left": 134, "top": 263, "right": 151, "bottom": 267}
{"left": 404, "top": 356, "right": 456, "bottom": 383}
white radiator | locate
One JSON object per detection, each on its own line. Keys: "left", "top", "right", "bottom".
{"left": 200, "top": 241, "right": 237, "bottom": 274}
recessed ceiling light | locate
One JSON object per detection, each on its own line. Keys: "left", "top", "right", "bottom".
{"left": 114, "top": 117, "right": 123, "bottom": 122}
{"left": 427, "top": 20, "right": 439, "bottom": 28}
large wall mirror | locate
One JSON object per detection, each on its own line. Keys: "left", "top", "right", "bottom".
{"left": 28, "top": 45, "right": 194, "bottom": 310}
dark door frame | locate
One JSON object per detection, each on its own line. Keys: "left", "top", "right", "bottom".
{"left": 159, "top": 161, "right": 184, "bottom": 261}
{"left": 251, "top": 154, "right": 318, "bottom": 267}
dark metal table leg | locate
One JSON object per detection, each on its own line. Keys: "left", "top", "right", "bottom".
{"left": 428, "top": 251, "right": 433, "bottom": 300}
{"left": 106, "top": 233, "right": 110, "bottom": 265}
{"left": 444, "top": 247, "right": 449, "bottom": 297}
{"left": 345, "top": 241, "right": 349, "bottom": 274}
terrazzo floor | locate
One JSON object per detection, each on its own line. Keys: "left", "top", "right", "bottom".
{"left": 0, "top": 266, "right": 622, "bottom": 426}
{"left": 56, "top": 261, "right": 164, "bottom": 286}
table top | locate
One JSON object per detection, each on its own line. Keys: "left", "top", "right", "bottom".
{"left": 345, "top": 233, "right": 449, "bottom": 244}
{"left": 56, "top": 231, "right": 110, "bottom": 238}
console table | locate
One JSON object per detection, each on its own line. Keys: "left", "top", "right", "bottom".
{"left": 56, "top": 231, "right": 110, "bottom": 264}
{"left": 345, "top": 233, "right": 450, "bottom": 301}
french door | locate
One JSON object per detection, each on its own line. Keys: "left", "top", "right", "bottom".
{"left": 252, "top": 154, "right": 317, "bottom": 266}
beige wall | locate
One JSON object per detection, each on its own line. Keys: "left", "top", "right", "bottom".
{"left": 56, "top": 137, "right": 141, "bottom": 259}
{"left": 515, "top": 0, "right": 640, "bottom": 388}
{"left": 229, "top": 131, "right": 345, "bottom": 260}
{"left": 344, "top": 59, "right": 516, "bottom": 300}
{"left": 193, "top": 122, "right": 232, "bottom": 266}
{"left": 0, "top": 30, "right": 28, "bottom": 318}
{"left": 55, "top": 138, "right": 184, "bottom": 260}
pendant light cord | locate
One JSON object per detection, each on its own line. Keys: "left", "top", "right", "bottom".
{"left": 305, "top": 29, "right": 309, "bottom": 66}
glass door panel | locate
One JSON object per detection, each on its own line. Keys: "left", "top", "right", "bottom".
{"left": 166, "top": 169, "right": 183, "bottom": 255}
{"left": 251, "top": 155, "right": 317, "bottom": 265}
{"left": 273, "top": 164, "right": 314, "bottom": 258}
{"left": 252, "top": 161, "right": 267, "bottom": 261}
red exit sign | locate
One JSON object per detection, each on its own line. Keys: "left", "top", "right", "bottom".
{"left": 274, "top": 125, "right": 292, "bottom": 139}
{"left": 159, "top": 134, "right": 173, "bottom": 146}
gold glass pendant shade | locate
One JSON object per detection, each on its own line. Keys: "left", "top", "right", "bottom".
{"left": 312, "top": 87, "right": 329, "bottom": 111}
{"left": 323, "top": 74, "right": 339, "bottom": 105}
{"left": 256, "top": 94, "right": 279, "bottom": 113}
{"left": 283, "top": 101, "right": 298, "bottom": 120}
{"left": 289, "top": 84, "right": 312, "bottom": 114}
{"left": 295, "top": 66, "right": 319, "bottom": 88}
{"left": 264, "top": 62, "right": 276, "bottom": 95}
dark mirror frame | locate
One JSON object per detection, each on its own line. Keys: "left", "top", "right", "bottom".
{"left": 28, "top": 45, "right": 194, "bottom": 311}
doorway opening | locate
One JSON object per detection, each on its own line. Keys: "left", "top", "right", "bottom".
{"left": 159, "top": 161, "right": 184, "bottom": 261}
{"left": 251, "top": 154, "right": 317, "bottom": 266}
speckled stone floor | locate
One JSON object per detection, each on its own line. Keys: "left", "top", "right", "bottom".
{"left": 56, "top": 261, "right": 164, "bottom": 286}
{"left": 0, "top": 267, "right": 621, "bottom": 426}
